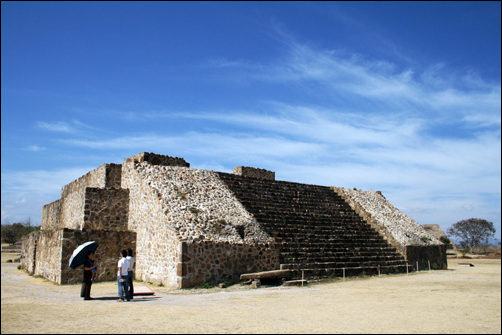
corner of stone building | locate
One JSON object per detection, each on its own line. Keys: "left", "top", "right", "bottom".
{"left": 123, "top": 152, "right": 190, "bottom": 168}
{"left": 233, "top": 166, "right": 275, "bottom": 180}
{"left": 405, "top": 244, "right": 448, "bottom": 270}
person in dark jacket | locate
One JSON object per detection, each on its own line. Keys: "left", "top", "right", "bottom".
{"left": 126, "top": 248, "right": 135, "bottom": 300}
{"left": 80, "top": 251, "right": 96, "bottom": 300}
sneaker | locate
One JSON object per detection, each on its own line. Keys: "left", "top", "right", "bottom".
{"left": 116, "top": 299, "right": 123, "bottom": 302}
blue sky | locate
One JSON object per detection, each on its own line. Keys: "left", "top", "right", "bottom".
{"left": 1, "top": 2, "right": 501, "bottom": 241}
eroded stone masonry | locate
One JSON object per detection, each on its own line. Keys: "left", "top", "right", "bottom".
{"left": 21, "top": 152, "right": 446, "bottom": 288}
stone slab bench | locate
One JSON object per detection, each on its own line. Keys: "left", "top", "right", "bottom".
{"left": 133, "top": 285, "right": 155, "bottom": 295}
{"left": 458, "top": 263, "right": 475, "bottom": 267}
{"left": 240, "top": 269, "right": 291, "bottom": 281}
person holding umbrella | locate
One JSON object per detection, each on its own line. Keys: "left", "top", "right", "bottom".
{"left": 81, "top": 250, "right": 97, "bottom": 300}
{"left": 69, "top": 241, "right": 99, "bottom": 301}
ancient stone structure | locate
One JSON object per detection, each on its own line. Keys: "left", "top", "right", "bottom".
{"left": 21, "top": 152, "right": 446, "bottom": 288}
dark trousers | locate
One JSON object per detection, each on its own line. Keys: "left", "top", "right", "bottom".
{"left": 119, "top": 275, "right": 130, "bottom": 301}
{"left": 81, "top": 279, "right": 92, "bottom": 299}
{"left": 127, "top": 271, "right": 134, "bottom": 299}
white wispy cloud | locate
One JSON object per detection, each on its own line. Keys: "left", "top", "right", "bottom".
{"left": 36, "top": 121, "right": 75, "bottom": 133}
{"left": 1, "top": 167, "right": 95, "bottom": 197}
{"left": 1, "top": 166, "right": 95, "bottom": 224}
{"left": 25, "top": 145, "right": 46, "bottom": 151}
{"left": 35, "top": 119, "right": 99, "bottom": 134}
{"left": 203, "top": 36, "right": 501, "bottom": 129}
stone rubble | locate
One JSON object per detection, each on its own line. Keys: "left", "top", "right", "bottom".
{"left": 134, "top": 163, "right": 273, "bottom": 244}
{"left": 335, "top": 188, "right": 441, "bottom": 247}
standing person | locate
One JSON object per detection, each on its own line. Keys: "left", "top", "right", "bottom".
{"left": 81, "top": 251, "right": 96, "bottom": 300}
{"left": 126, "top": 248, "right": 135, "bottom": 300}
{"left": 117, "top": 250, "right": 130, "bottom": 302}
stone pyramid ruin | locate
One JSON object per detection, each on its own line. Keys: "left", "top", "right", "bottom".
{"left": 21, "top": 152, "right": 446, "bottom": 288}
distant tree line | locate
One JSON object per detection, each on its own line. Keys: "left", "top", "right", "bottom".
{"left": 1, "top": 218, "right": 39, "bottom": 245}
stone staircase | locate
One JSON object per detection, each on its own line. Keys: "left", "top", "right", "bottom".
{"left": 1, "top": 241, "right": 22, "bottom": 253}
{"left": 218, "top": 173, "right": 411, "bottom": 279}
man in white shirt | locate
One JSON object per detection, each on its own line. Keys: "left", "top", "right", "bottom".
{"left": 126, "top": 248, "right": 135, "bottom": 300}
{"left": 117, "top": 250, "right": 130, "bottom": 302}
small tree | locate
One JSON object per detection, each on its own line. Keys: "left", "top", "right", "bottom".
{"left": 447, "top": 218, "right": 496, "bottom": 254}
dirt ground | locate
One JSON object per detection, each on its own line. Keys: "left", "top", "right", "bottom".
{"left": 1, "top": 251, "right": 500, "bottom": 334}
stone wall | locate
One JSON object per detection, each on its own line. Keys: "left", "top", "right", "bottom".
{"left": 406, "top": 244, "right": 447, "bottom": 270}
{"left": 121, "top": 158, "right": 182, "bottom": 287}
{"left": 41, "top": 199, "right": 62, "bottom": 230}
{"left": 178, "top": 240, "right": 280, "bottom": 287}
{"left": 60, "top": 228, "right": 137, "bottom": 284}
{"left": 20, "top": 229, "right": 136, "bottom": 284}
{"left": 20, "top": 232, "right": 40, "bottom": 274}
{"left": 104, "top": 163, "right": 122, "bottom": 188}
{"left": 33, "top": 230, "right": 65, "bottom": 283}
{"left": 125, "top": 152, "right": 190, "bottom": 167}
{"left": 61, "top": 164, "right": 108, "bottom": 198}
{"left": 41, "top": 164, "right": 124, "bottom": 231}
{"left": 60, "top": 188, "right": 86, "bottom": 230}
{"left": 83, "top": 188, "right": 129, "bottom": 231}
{"left": 233, "top": 166, "right": 275, "bottom": 180}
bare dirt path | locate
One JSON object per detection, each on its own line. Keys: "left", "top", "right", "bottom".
{"left": 1, "top": 253, "right": 500, "bottom": 334}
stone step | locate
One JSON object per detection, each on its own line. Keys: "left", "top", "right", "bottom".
{"left": 280, "top": 248, "right": 401, "bottom": 255}
{"left": 280, "top": 259, "right": 407, "bottom": 270}
{"left": 260, "top": 225, "right": 378, "bottom": 234}
{"left": 281, "top": 254, "right": 404, "bottom": 264}
{"left": 286, "top": 264, "right": 412, "bottom": 279}
{"left": 271, "top": 232, "right": 383, "bottom": 240}
{"left": 256, "top": 220, "right": 376, "bottom": 228}
{"left": 252, "top": 214, "right": 363, "bottom": 222}
{"left": 280, "top": 241, "right": 394, "bottom": 247}
{"left": 280, "top": 250, "right": 395, "bottom": 258}
{"left": 281, "top": 255, "right": 401, "bottom": 263}
{"left": 283, "top": 279, "right": 308, "bottom": 286}
{"left": 277, "top": 241, "right": 393, "bottom": 249}
{"left": 218, "top": 173, "right": 410, "bottom": 281}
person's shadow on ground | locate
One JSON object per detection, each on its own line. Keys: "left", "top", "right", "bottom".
{"left": 89, "top": 296, "right": 160, "bottom": 302}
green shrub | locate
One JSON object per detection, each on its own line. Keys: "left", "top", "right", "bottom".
{"left": 195, "top": 282, "right": 214, "bottom": 289}
{"left": 459, "top": 247, "right": 470, "bottom": 257}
